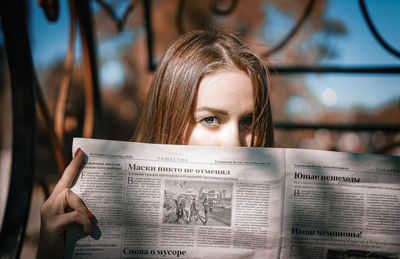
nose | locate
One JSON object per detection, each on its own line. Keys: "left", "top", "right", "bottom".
{"left": 220, "top": 123, "right": 242, "bottom": 147}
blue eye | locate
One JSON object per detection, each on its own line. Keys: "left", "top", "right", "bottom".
{"left": 203, "top": 116, "right": 217, "bottom": 124}
{"left": 242, "top": 116, "right": 253, "bottom": 126}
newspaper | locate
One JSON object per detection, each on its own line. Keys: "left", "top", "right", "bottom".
{"left": 65, "top": 138, "right": 400, "bottom": 259}
{"left": 282, "top": 149, "right": 400, "bottom": 258}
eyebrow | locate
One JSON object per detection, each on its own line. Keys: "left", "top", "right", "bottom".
{"left": 195, "top": 107, "right": 254, "bottom": 118}
{"left": 195, "top": 107, "right": 228, "bottom": 115}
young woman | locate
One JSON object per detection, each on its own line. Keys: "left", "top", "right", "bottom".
{"left": 37, "top": 29, "right": 274, "bottom": 258}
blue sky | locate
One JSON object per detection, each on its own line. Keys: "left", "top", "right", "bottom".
{"left": 262, "top": 0, "right": 400, "bottom": 113}
{"left": 30, "top": 0, "right": 70, "bottom": 66}
{"left": 304, "top": 0, "right": 400, "bottom": 111}
{"left": 29, "top": 0, "right": 400, "bottom": 112}
{"left": 30, "top": 0, "right": 133, "bottom": 87}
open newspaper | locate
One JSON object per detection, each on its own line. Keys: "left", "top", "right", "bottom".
{"left": 65, "top": 138, "right": 400, "bottom": 259}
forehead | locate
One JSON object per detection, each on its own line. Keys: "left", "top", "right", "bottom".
{"left": 196, "top": 70, "right": 254, "bottom": 111}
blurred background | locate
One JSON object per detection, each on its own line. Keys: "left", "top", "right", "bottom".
{"left": 0, "top": 0, "right": 399, "bottom": 258}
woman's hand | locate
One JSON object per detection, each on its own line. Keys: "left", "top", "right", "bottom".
{"left": 37, "top": 148, "right": 93, "bottom": 259}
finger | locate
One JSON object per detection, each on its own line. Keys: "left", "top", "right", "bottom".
{"left": 58, "top": 210, "right": 93, "bottom": 235}
{"left": 65, "top": 189, "right": 93, "bottom": 218}
{"left": 54, "top": 148, "right": 84, "bottom": 193}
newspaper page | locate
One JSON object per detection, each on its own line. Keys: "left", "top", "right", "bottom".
{"left": 65, "top": 138, "right": 285, "bottom": 259}
{"left": 281, "top": 149, "right": 400, "bottom": 259}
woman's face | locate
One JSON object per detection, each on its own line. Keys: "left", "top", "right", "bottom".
{"left": 187, "top": 70, "right": 254, "bottom": 147}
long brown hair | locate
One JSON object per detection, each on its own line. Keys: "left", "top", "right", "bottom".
{"left": 132, "top": 30, "right": 274, "bottom": 147}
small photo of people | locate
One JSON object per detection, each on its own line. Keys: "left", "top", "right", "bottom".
{"left": 163, "top": 180, "right": 233, "bottom": 226}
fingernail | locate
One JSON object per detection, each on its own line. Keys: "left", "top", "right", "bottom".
{"left": 86, "top": 208, "right": 93, "bottom": 218}
{"left": 74, "top": 148, "right": 81, "bottom": 157}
